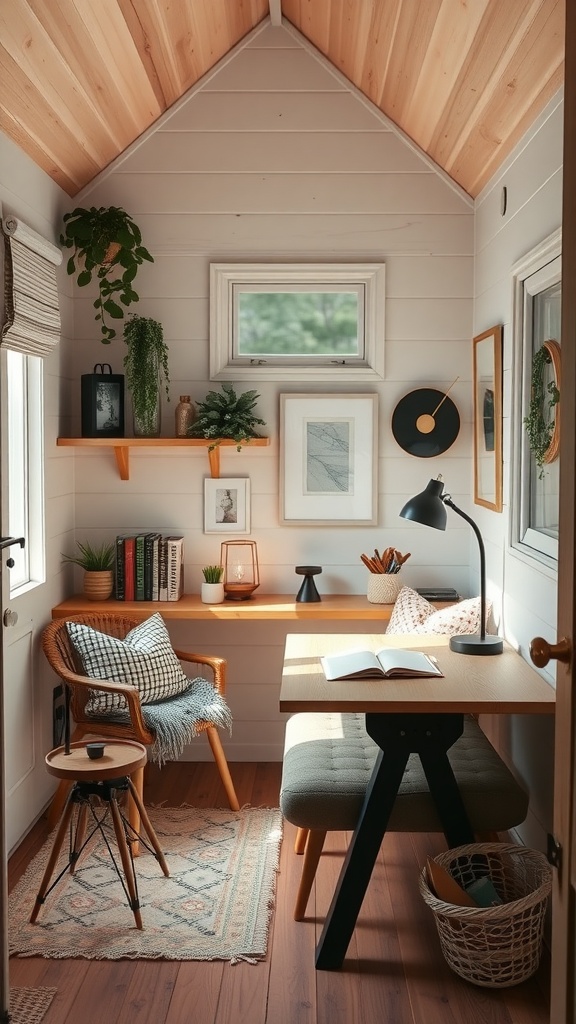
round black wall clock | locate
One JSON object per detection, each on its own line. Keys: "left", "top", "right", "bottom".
{"left": 391, "top": 387, "right": 460, "bottom": 457}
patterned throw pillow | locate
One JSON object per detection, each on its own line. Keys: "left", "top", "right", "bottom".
{"left": 66, "top": 612, "right": 190, "bottom": 713}
{"left": 386, "top": 587, "right": 487, "bottom": 636}
{"left": 385, "top": 587, "right": 435, "bottom": 634}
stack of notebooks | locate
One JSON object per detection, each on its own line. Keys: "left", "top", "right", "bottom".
{"left": 114, "top": 534, "right": 184, "bottom": 602}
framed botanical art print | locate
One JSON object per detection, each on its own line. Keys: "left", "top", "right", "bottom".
{"left": 473, "top": 325, "right": 503, "bottom": 511}
{"left": 280, "top": 393, "right": 378, "bottom": 525}
{"left": 204, "top": 478, "right": 251, "bottom": 534}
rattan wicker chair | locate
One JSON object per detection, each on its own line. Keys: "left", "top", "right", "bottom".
{"left": 42, "top": 615, "right": 239, "bottom": 829}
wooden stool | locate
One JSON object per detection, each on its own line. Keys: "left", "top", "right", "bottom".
{"left": 30, "top": 739, "right": 169, "bottom": 930}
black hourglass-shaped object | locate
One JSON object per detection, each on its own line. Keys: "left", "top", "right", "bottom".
{"left": 295, "top": 565, "right": 322, "bottom": 603}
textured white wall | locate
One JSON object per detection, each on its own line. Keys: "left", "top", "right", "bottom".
{"left": 55, "top": 24, "right": 477, "bottom": 760}
{"left": 474, "top": 90, "right": 563, "bottom": 850}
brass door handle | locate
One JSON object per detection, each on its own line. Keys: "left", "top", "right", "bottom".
{"left": 530, "top": 636, "right": 571, "bottom": 668}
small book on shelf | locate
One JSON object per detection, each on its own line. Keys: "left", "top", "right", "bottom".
{"left": 114, "top": 536, "right": 125, "bottom": 600}
{"left": 321, "top": 647, "right": 443, "bottom": 681}
{"left": 123, "top": 536, "right": 136, "bottom": 602}
{"left": 166, "top": 535, "right": 184, "bottom": 601}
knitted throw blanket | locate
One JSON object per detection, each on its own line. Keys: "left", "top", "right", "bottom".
{"left": 89, "top": 677, "right": 233, "bottom": 766}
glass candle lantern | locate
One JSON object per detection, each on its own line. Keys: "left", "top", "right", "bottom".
{"left": 221, "top": 540, "right": 260, "bottom": 600}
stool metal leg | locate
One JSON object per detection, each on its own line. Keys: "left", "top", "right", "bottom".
{"left": 108, "top": 795, "right": 143, "bottom": 930}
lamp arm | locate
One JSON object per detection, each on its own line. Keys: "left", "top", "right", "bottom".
{"left": 443, "top": 496, "right": 486, "bottom": 640}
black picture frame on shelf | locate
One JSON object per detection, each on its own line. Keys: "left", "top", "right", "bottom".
{"left": 81, "top": 364, "right": 125, "bottom": 438}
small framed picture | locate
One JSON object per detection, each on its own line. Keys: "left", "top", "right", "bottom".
{"left": 204, "top": 478, "right": 251, "bottom": 534}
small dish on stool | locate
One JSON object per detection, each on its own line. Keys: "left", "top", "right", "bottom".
{"left": 86, "top": 742, "right": 106, "bottom": 760}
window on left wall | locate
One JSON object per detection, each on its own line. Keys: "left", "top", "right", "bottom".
{"left": 6, "top": 350, "right": 45, "bottom": 593}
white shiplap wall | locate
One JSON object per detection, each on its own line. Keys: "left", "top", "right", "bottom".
{"left": 474, "top": 91, "right": 563, "bottom": 851}
{"left": 61, "top": 23, "right": 476, "bottom": 761}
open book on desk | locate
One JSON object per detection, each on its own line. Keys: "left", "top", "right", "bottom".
{"left": 321, "top": 647, "right": 443, "bottom": 681}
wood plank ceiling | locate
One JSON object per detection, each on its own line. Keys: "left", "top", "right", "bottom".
{"left": 0, "top": 0, "right": 565, "bottom": 199}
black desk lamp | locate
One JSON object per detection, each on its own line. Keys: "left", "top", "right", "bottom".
{"left": 399, "top": 477, "right": 503, "bottom": 655}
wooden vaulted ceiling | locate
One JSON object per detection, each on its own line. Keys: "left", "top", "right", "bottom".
{"left": 0, "top": 0, "right": 565, "bottom": 199}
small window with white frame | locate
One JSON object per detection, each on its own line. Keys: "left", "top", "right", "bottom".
{"left": 209, "top": 262, "right": 385, "bottom": 382}
{"left": 5, "top": 349, "right": 45, "bottom": 593}
{"left": 511, "top": 229, "right": 561, "bottom": 567}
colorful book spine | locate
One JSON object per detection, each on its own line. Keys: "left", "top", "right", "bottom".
{"left": 114, "top": 535, "right": 125, "bottom": 600}
{"left": 135, "top": 534, "right": 146, "bottom": 600}
{"left": 158, "top": 538, "right": 168, "bottom": 601}
{"left": 166, "top": 535, "right": 184, "bottom": 601}
{"left": 124, "top": 537, "right": 135, "bottom": 601}
{"left": 144, "top": 533, "right": 155, "bottom": 600}
{"left": 151, "top": 534, "right": 160, "bottom": 601}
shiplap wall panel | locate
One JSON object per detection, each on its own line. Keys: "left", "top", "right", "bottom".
{"left": 67, "top": 26, "right": 474, "bottom": 760}
{"left": 472, "top": 91, "right": 562, "bottom": 851}
{"left": 123, "top": 131, "right": 428, "bottom": 175}
{"left": 92, "top": 172, "right": 465, "bottom": 215}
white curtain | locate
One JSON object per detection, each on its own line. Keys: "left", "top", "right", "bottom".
{"left": 2, "top": 216, "right": 63, "bottom": 357}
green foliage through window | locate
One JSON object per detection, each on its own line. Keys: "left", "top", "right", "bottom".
{"left": 237, "top": 291, "right": 360, "bottom": 357}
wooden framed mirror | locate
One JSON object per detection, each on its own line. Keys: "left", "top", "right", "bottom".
{"left": 473, "top": 325, "right": 503, "bottom": 511}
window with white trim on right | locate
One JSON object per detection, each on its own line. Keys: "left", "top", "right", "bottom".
{"left": 511, "top": 230, "right": 561, "bottom": 567}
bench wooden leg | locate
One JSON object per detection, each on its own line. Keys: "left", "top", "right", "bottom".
{"left": 294, "top": 830, "right": 327, "bottom": 921}
{"left": 294, "top": 827, "right": 309, "bottom": 855}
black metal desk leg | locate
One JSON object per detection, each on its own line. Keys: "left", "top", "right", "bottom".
{"left": 315, "top": 746, "right": 410, "bottom": 970}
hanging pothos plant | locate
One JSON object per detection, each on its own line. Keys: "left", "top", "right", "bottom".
{"left": 60, "top": 206, "right": 154, "bottom": 342}
{"left": 123, "top": 315, "right": 170, "bottom": 435}
{"left": 523, "top": 341, "right": 560, "bottom": 476}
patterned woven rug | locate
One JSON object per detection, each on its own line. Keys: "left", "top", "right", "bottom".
{"left": 9, "top": 806, "right": 282, "bottom": 961}
{"left": 8, "top": 987, "right": 57, "bottom": 1023}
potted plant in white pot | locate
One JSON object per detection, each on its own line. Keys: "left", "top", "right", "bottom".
{"left": 62, "top": 540, "right": 115, "bottom": 600}
{"left": 201, "top": 565, "right": 225, "bottom": 604}
{"left": 60, "top": 205, "right": 154, "bottom": 343}
{"left": 123, "top": 314, "right": 170, "bottom": 436}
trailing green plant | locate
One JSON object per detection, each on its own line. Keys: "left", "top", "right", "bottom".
{"left": 523, "top": 344, "right": 560, "bottom": 476}
{"left": 189, "top": 383, "right": 266, "bottom": 450}
{"left": 62, "top": 540, "right": 115, "bottom": 571}
{"left": 123, "top": 315, "right": 170, "bottom": 435}
{"left": 60, "top": 206, "right": 154, "bottom": 343}
{"left": 202, "top": 565, "right": 224, "bottom": 583}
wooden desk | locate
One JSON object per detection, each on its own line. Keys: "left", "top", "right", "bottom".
{"left": 279, "top": 632, "right": 555, "bottom": 971}
{"left": 51, "top": 594, "right": 404, "bottom": 622}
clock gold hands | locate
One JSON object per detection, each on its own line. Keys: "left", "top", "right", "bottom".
{"left": 416, "top": 376, "right": 460, "bottom": 434}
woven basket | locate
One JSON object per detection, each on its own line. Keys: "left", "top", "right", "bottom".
{"left": 419, "top": 843, "right": 552, "bottom": 988}
{"left": 367, "top": 572, "right": 403, "bottom": 604}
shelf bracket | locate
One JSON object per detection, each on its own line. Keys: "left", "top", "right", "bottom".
{"left": 208, "top": 447, "right": 220, "bottom": 478}
{"left": 114, "top": 446, "right": 130, "bottom": 481}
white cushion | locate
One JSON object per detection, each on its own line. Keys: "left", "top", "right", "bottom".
{"left": 386, "top": 587, "right": 487, "bottom": 636}
{"left": 66, "top": 612, "right": 190, "bottom": 713}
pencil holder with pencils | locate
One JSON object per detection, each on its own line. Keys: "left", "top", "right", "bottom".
{"left": 367, "top": 573, "right": 403, "bottom": 604}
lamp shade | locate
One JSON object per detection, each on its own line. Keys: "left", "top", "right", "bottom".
{"left": 399, "top": 478, "right": 447, "bottom": 531}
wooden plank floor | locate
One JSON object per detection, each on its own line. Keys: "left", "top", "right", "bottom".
{"left": 8, "top": 762, "right": 551, "bottom": 1024}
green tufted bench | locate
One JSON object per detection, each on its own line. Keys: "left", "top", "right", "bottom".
{"left": 280, "top": 711, "right": 529, "bottom": 920}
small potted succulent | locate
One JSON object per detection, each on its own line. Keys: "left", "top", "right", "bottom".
{"left": 188, "top": 383, "right": 266, "bottom": 451}
{"left": 62, "top": 540, "right": 115, "bottom": 601}
{"left": 201, "top": 565, "right": 225, "bottom": 604}
{"left": 60, "top": 205, "right": 154, "bottom": 343}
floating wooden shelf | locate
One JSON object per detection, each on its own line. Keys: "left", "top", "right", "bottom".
{"left": 56, "top": 436, "right": 270, "bottom": 479}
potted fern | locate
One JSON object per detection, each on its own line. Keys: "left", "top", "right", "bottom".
{"left": 188, "top": 384, "right": 266, "bottom": 450}
{"left": 62, "top": 540, "right": 115, "bottom": 601}
{"left": 201, "top": 565, "right": 225, "bottom": 604}
{"left": 60, "top": 206, "right": 154, "bottom": 343}
{"left": 123, "top": 315, "right": 170, "bottom": 436}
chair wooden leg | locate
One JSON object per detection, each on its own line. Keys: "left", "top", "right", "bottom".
{"left": 294, "top": 827, "right": 309, "bottom": 855}
{"left": 205, "top": 726, "right": 240, "bottom": 810}
{"left": 294, "top": 830, "right": 327, "bottom": 921}
{"left": 47, "top": 779, "right": 73, "bottom": 829}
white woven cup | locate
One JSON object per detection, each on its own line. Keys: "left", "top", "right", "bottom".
{"left": 367, "top": 572, "right": 403, "bottom": 604}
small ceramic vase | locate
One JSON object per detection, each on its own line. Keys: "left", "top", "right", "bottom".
{"left": 201, "top": 582, "right": 225, "bottom": 604}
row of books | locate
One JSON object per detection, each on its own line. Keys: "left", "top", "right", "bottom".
{"left": 114, "top": 534, "right": 184, "bottom": 602}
